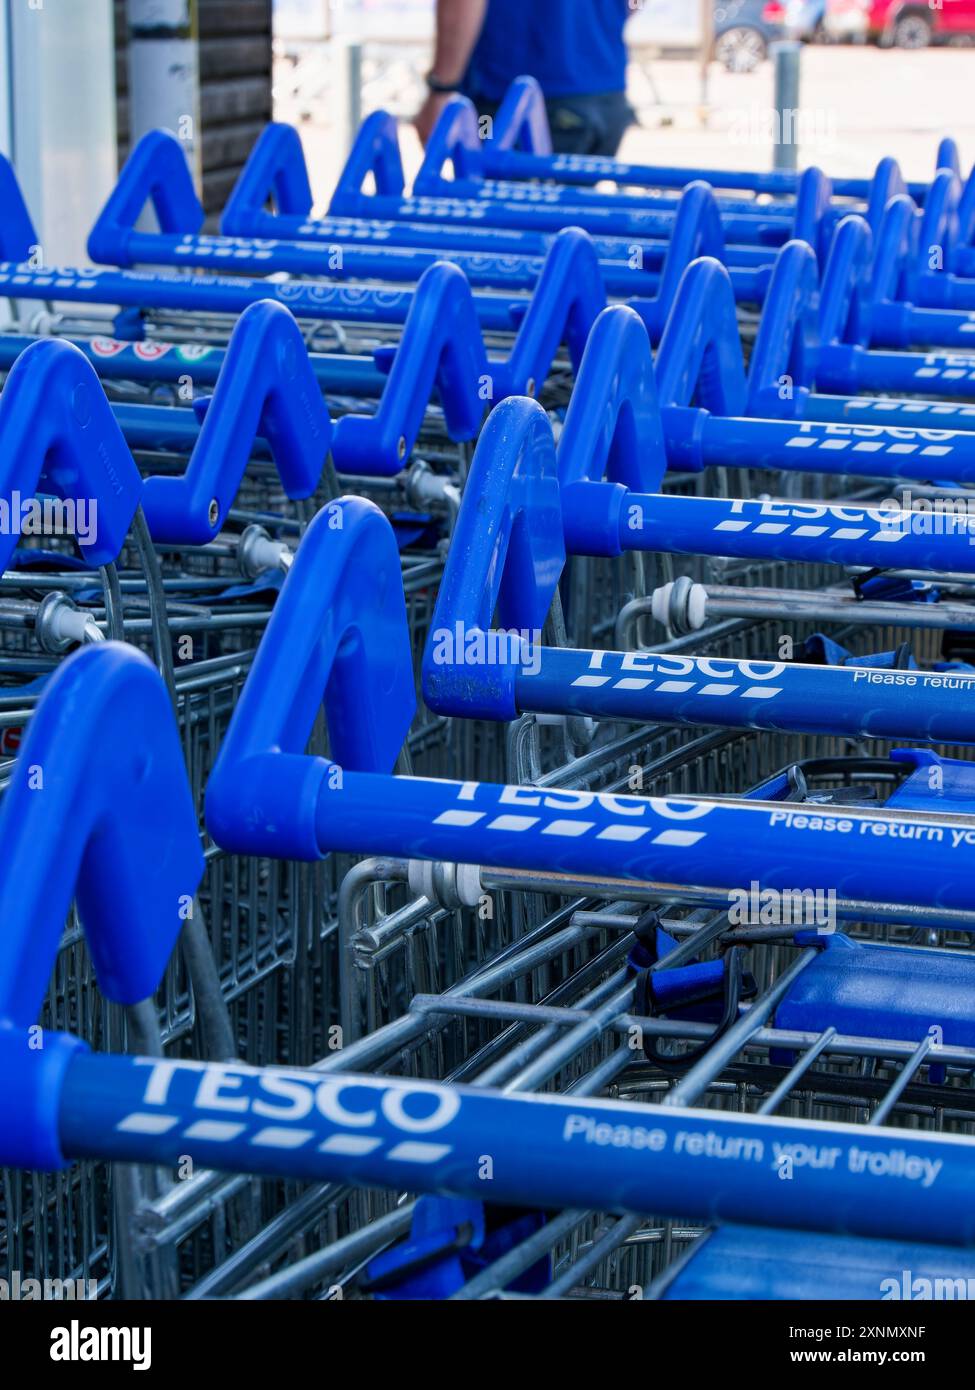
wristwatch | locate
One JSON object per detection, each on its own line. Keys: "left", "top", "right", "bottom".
{"left": 425, "top": 71, "right": 461, "bottom": 94}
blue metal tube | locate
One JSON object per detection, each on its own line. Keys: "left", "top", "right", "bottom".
{"left": 516, "top": 647, "right": 975, "bottom": 747}
{"left": 697, "top": 413, "right": 975, "bottom": 481}
{"left": 105, "top": 228, "right": 650, "bottom": 299}
{"left": 818, "top": 345, "right": 975, "bottom": 397}
{"left": 0, "top": 262, "right": 523, "bottom": 334}
{"left": 872, "top": 301, "right": 975, "bottom": 351}
{"left": 618, "top": 494, "right": 975, "bottom": 573}
{"left": 55, "top": 1051, "right": 975, "bottom": 1245}
{"left": 330, "top": 189, "right": 794, "bottom": 246}
{"left": 0, "top": 332, "right": 385, "bottom": 395}
{"left": 225, "top": 208, "right": 660, "bottom": 264}
{"left": 801, "top": 393, "right": 975, "bottom": 431}
{"left": 445, "top": 173, "right": 805, "bottom": 223}
{"left": 305, "top": 768, "right": 975, "bottom": 911}
{"left": 482, "top": 147, "right": 921, "bottom": 203}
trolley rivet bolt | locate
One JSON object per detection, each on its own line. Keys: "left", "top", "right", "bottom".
{"left": 208, "top": 499, "right": 219, "bottom": 527}
{"left": 526, "top": 377, "right": 536, "bottom": 396}
{"left": 397, "top": 435, "right": 407, "bottom": 460}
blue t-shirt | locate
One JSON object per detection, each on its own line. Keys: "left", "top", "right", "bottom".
{"left": 462, "top": 0, "right": 630, "bottom": 102}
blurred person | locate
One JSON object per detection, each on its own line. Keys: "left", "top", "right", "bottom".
{"left": 415, "top": 0, "right": 634, "bottom": 155}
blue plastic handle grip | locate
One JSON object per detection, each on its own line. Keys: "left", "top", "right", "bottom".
{"left": 0, "top": 643, "right": 202, "bottom": 1017}
{"left": 557, "top": 304, "right": 666, "bottom": 496}
{"left": 331, "top": 260, "right": 490, "bottom": 475}
{"left": 311, "top": 771, "right": 975, "bottom": 910}
{"left": 87, "top": 128, "right": 206, "bottom": 266}
{"left": 223, "top": 122, "right": 317, "bottom": 234}
{"left": 205, "top": 496, "right": 417, "bottom": 861}
{"left": 54, "top": 1052, "right": 975, "bottom": 1247}
{"left": 0, "top": 641, "right": 201, "bottom": 1169}
{"left": 655, "top": 255, "right": 748, "bottom": 418}
{"left": 519, "top": 646, "right": 975, "bottom": 748}
{"left": 0, "top": 152, "right": 41, "bottom": 262}
{"left": 0, "top": 257, "right": 429, "bottom": 324}
{"left": 423, "top": 399, "right": 564, "bottom": 720}
{"left": 92, "top": 130, "right": 655, "bottom": 297}
{"left": 0, "top": 338, "right": 143, "bottom": 571}
{"left": 746, "top": 239, "right": 820, "bottom": 419}
{"left": 332, "top": 230, "right": 606, "bottom": 475}
{"left": 0, "top": 524, "right": 204, "bottom": 1173}
{"left": 140, "top": 298, "right": 332, "bottom": 543}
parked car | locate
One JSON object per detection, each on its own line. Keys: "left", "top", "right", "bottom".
{"left": 796, "top": 0, "right": 829, "bottom": 37}
{"left": 714, "top": 2, "right": 821, "bottom": 73}
{"left": 824, "top": 0, "right": 975, "bottom": 48}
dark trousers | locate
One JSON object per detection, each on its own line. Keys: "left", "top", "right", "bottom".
{"left": 471, "top": 89, "right": 635, "bottom": 157}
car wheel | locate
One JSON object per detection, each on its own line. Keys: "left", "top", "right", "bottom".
{"left": 891, "top": 14, "right": 932, "bottom": 48}
{"left": 714, "top": 26, "right": 768, "bottom": 73}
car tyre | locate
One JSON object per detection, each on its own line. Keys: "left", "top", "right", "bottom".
{"left": 891, "top": 14, "right": 933, "bottom": 49}
{"left": 714, "top": 25, "right": 768, "bottom": 73}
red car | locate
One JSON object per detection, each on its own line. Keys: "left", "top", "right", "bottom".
{"left": 825, "top": 0, "right": 975, "bottom": 47}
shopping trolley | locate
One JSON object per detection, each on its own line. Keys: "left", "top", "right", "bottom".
{"left": 5, "top": 619, "right": 975, "bottom": 1298}
{"left": 292, "top": 96, "right": 975, "bottom": 331}
{"left": 4, "top": 102, "right": 975, "bottom": 1307}
{"left": 418, "top": 85, "right": 975, "bottom": 313}
{"left": 0, "top": 153, "right": 611, "bottom": 478}
{"left": 436, "top": 75, "right": 962, "bottom": 206}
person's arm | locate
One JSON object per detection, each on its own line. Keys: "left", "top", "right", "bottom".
{"left": 414, "top": 0, "right": 488, "bottom": 145}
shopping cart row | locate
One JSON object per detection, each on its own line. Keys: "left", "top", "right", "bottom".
{"left": 2, "top": 88, "right": 975, "bottom": 1301}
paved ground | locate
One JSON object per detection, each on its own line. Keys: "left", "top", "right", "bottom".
{"left": 619, "top": 45, "right": 975, "bottom": 184}
{"left": 275, "top": 44, "right": 975, "bottom": 200}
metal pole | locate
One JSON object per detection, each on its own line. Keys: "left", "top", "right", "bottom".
{"left": 771, "top": 39, "right": 801, "bottom": 172}
{"left": 126, "top": 0, "right": 202, "bottom": 192}
{"left": 698, "top": 0, "right": 711, "bottom": 120}
{"left": 347, "top": 40, "right": 362, "bottom": 153}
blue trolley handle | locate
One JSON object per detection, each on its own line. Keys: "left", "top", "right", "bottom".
{"left": 93, "top": 130, "right": 620, "bottom": 299}
{"left": 332, "top": 230, "right": 606, "bottom": 475}
{"left": 202, "top": 491, "right": 975, "bottom": 909}
{"left": 485, "top": 76, "right": 944, "bottom": 205}
{"left": 412, "top": 96, "right": 489, "bottom": 199}
{"left": 654, "top": 255, "right": 975, "bottom": 479}
{"left": 0, "top": 337, "right": 144, "bottom": 572}
{"left": 0, "top": 642, "right": 203, "bottom": 1169}
{"left": 1, "top": 641, "right": 969, "bottom": 1226}
{"left": 140, "top": 298, "right": 332, "bottom": 543}
{"left": 424, "top": 395, "right": 975, "bottom": 746}
{"left": 42, "top": 1050, "right": 975, "bottom": 1248}
{"left": 222, "top": 121, "right": 318, "bottom": 236}
{"left": 86, "top": 130, "right": 207, "bottom": 265}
